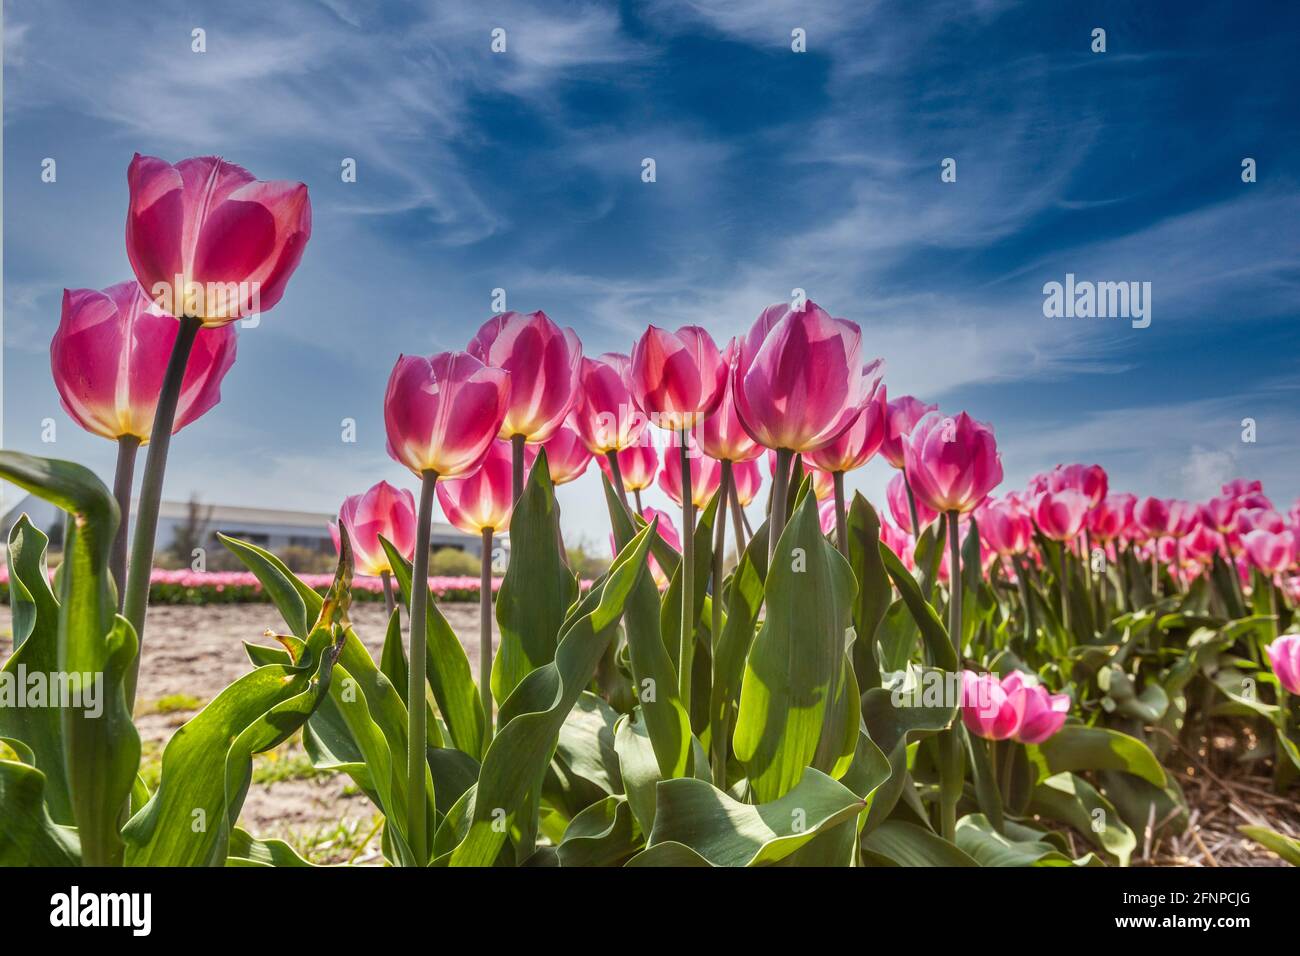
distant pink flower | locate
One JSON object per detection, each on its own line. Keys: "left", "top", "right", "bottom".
{"left": 535, "top": 420, "right": 593, "bottom": 485}
{"left": 659, "top": 444, "right": 722, "bottom": 508}
{"left": 903, "top": 412, "right": 1003, "bottom": 514}
{"left": 629, "top": 325, "right": 727, "bottom": 431}
{"left": 731, "top": 458, "right": 763, "bottom": 506}
{"left": 1242, "top": 529, "right": 1295, "bottom": 576}
{"left": 468, "top": 310, "right": 582, "bottom": 442}
{"left": 329, "top": 481, "right": 417, "bottom": 577}
{"left": 700, "top": 337, "right": 761, "bottom": 463}
{"left": 596, "top": 442, "right": 658, "bottom": 491}
{"left": 805, "top": 386, "right": 887, "bottom": 474}
{"left": 435, "top": 439, "right": 514, "bottom": 534}
{"left": 1033, "top": 489, "right": 1090, "bottom": 542}
{"left": 571, "top": 353, "right": 648, "bottom": 454}
{"left": 879, "top": 389, "right": 936, "bottom": 470}
{"left": 887, "top": 471, "right": 936, "bottom": 534}
{"left": 1266, "top": 635, "right": 1300, "bottom": 695}
{"left": 1046, "top": 464, "right": 1109, "bottom": 507}
{"left": 978, "top": 499, "right": 1033, "bottom": 556}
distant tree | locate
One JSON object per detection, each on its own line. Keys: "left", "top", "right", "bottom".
{"left": 171, "top": 495, "right": 214, "bottom": 564}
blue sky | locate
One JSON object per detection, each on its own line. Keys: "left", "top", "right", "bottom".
{"left": 4, "top": 0, "right": 1299, "bottom": 549}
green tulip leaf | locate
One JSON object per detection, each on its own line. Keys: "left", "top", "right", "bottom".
{"left": 1031, "top": 725, "right": 1166, "bottom": 787}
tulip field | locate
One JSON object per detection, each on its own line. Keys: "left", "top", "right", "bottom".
{"left": 0, "top": 147, "right": 1297, "bottom": 884}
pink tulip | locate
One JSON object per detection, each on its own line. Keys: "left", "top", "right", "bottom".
{"left": 978, "top": 500, "right": 1033, "bottom": 556}
{"left": 597, "top": 443, "right": 658, "bottom": 492}
{"left": 731, "top": 458, "right": 763, "bottom": 506}
{"left": 1002, "top": 672, "right": 1071, "bottom": 744}
{"left": 1242, "top": 529, "right": 1295, "bottom": 576}
{"left": 700, "top": 337, "right": 762, "bottom": 463}
{"left": 805, "top": 386, "right": 887, "bottom": 474}
{"left": 903, "top": 412, "right": 1003, "bottom": 514}
{"left": 1266, "top": 635, "right": 1300, "bottom": 695}
{"left": 1222, "top": 479, "right": 1264, "bottom": 498}
{"left": 1236, "top": 508, "right": 1287, "bottom": 536}
{"left": 1166, "top": 500, "right": 1199, "bottom": 538}
{"left": 571, "top": 353, "right": 648, "bottom": 454}
{"left": 384, "top": 351, "right": 510, "bottom": 478}
{"left": 818, "top": 499, "right": 838, "bottom": 536}
{"left": 659, "top": 445, "right": 722, "bottom": 508}
{"left": 1088, "top": 495, "right": 1129, "bottom": 541}
{"left": 629, "top": 325, "right": 727, "bottom": 432}
{"left": 1183, "top": 524, "right": 1221, "bottom": 563}
{"left": 1033, "top": 489, "right": 1090, "bottom": 542}
{"left": 960, "top": 671, "right": 1023, "bottom": 741}
{"left": 126, "top": 154, "right": 310, "bottom": 325}
{"left": 435, "top": 440, "right": 515, "bottom": 534}
{"left": 533, "top": 420, "right": 593, "bottom": 485}
{"left": 1200, "top": 495, "right": 1238, "bottom": 534}
{"left": 733, "top": 300, "right": 883, "bottom": 453}
{"left": 50, "top": 281, "right": 236, "bottom": 442}
{"left": 1134, "top": 496, "right": 1171, "bottom": 539}
{"left": 611, "top": 507, "right": 680, "bottom": 589}
{"left": 887, "top": 471, "right": 936, "bottom": 533}
{"left": 1045, "top": 464, "right": 1108, "bottom": 507}
{"left": 467, "top": 310, "right": 582, "bottom": 443}
{"left": 329, "top": 481, "right": 417, "bottom": 577}
{"left": 879, "top": 389, "right": 937, "bottom": 470}
{"left": 880, "top": 521, "right": 913, "bottom": 564}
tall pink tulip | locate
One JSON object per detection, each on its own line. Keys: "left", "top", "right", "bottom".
{"left": 1088, "top": 495, "right": 1130, "bottom": 542}
{"left": 329, "top": 481, "right": 417, "bottom": 615}
{"left": 386, "top": 351, "right": 509, "bottom": 860}
{"left": 534, "top": 421, "right": 593, "bottom": 486}
{"left": 468, "top": 310, "right": 581, "bottom": 443}
{"left": 887, "top": 471, "right": 936, "bottom": 534}
{"left": 733, "top": 300, "right": 880, "bottom": 454}
{"left": 51, "top": 282, "right": 236, "bottom": 443}
{"left": 1166, "top": 500, "right": 1199, "bottom": 538}
{"left": 879, "top": 389, "right": 937, "bottom": 470}
{"left": 436, "top": 440, "right": 515, "bottom": 535}
{"left": 978, "top": 500, "right": 1033, "bottom": 556}
{"left": 384, "top": 352, "right": 510, "bottom": 479}
{"left": 1266, "top": 635, "right": 1300, "bottom": 695}
{"left": 659, "top": 446, "right": 722, "bottom": 509}
{"left": 903, "top": 412, "right": 1003, "bottom": 516}
{"left": 1033, "top": 489, "right": 1090, "bottom": 542}
{"left": 571, "top": 353, "right": 647, "bottom": 455}
{"left": 629, "top": 325, "right": 727, "bottom": 432}
{"left": 1134, "top": 496, "right": 1171, "bottom": 539}
{"left": 1046, "top": 464, "right": 1108, "bottom": 507}
{"left": 1242, "top": 529, "right": 1295, "bottom": 576}
{"left": 1200, "top": 495, "right": 1238, "bottom": 534}
{"left": 126, "top": 154, "right": 311, "bottom": 326}
{"left": 630, "top": 325, "right": 727, "bottom": 709}
{"left": 52, "top": 280, "right": 237, "bottom": 615}
{"left": 700, "top": 337, "right": 761, "bottom": 463}
{"left": 731, "top": 458, "right": 762, "bottom": 507}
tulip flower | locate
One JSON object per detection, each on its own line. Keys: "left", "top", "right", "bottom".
{"left": 1236, "top": 507, "right": 1287, "bottom": 536}
{"left": 329, "top": 481, "right": 417, "bottom": 616}
{"left": 1033, "top": 489, "right": 1090, "bottom": 542}
{"left": 1266, "top": 635, "right": 1300, "bottom": 695}
{"left": 1201, "top": 494, "right": 1238, "bottom": 534}
{"left": 659, "top": 444, "right": 722, "bottom": 509}
{"left": 535, "top": 421, "right": 593, "bottom": 486}
{"left": 126, "top": 153, "right": 311, "bottom": 327}
{"left": 468, "top": 310, "right": 582, "bottom": 500}
{"left": 1045, "top": 463, "right": 1108, "bottom": 507}
{"left": 1243, "top": 529, "right": 1295, "bottom": 577}
{"left": 903, "top": 412, "right": 1003, "bottom": 517}
{"left": 978, "top": 500, "right": 1033, "bottom": 556}
{"left": 572, "top": 352, "right": 651, "bottom": 513}
{"left": 731, "top": 458, "right": 762, "bottom": 507}
{"left": 1001, "top": 672, "right": 1071, "bottom": 745}
{"left": 700, "top": 337, "right": 761, "bottom": 464}
{"left": 1088, "top": 495, "right": 1129, "bottom": 542}
{"left": 51, "top": 281, "right": 237, "bottom": 610}
{"left": 119, "top": 154, "right": 310, "bottom": 684}
{"left": 806, "top": 388, "right": 887, "bottom": 553}
{"left": 879, "top": 389, "right": 937, "bottom": 470}
{"left": 880, "top": 521, "right": 913, "bottom": 566}
{"left": 887, "top": 471, "right": 936, "bottom": 535}
{"left": 960, "top": 671, "right": 1023, "bottom": 741}
{"left": 597, "top": 443, "right": 657, "bottom": 512}
{"left": 1222, "top": 478, "right": 1264, "bottom": 498}
{"left": 629, "top": 324, "right": 728, "bottom": 707}
{"left": 384, "top": 350, "right": 509, "bottom": 863}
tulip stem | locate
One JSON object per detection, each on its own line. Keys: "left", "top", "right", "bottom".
{"left": 510, "top": 434, "right": 526, "bottom": 504}
{"left": 768, "top": 448, "right": 793, "bottom": 565}
{"left": 1151, "top": 542, "right": 1160, "bottom": 596}
{"left": 407, "top": 470, "right": 437, "bottom": 865}
{"left": 679, "top": 429, "right": 695, "bottom": 710}
{"left": 903, "top": 473, "right": 922, "bottom": 538}
{"left": 121, "top": 314, "right": 201, "bottom": 708}
{"left": 634, "top": 488, "right": 644, "bottom": 515}
{"left": 605, "top": 450, "right": 630, "bottom": 513}
{"left": 110, "top": 435, "right": 140, "bottom": 612}
{"left": 480, "top": 527, "right": 495, "bottom": 751}
{"left": 711, "top": 461, "right": 732, "bottom": 788}
{"left": 381, "top": 570, "right": 395, "bottom": 620}
{"left": 730, "top": 483, "right": 747, "bottom": 558}
{"left": 1058, "top": 544, "right": 1071, "bottom": 636}
{"left": 832, "top": 471, "right": 849, "bottom": 556}
{"left": 940, "top": 509, "right": 963, "bottom": 843}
